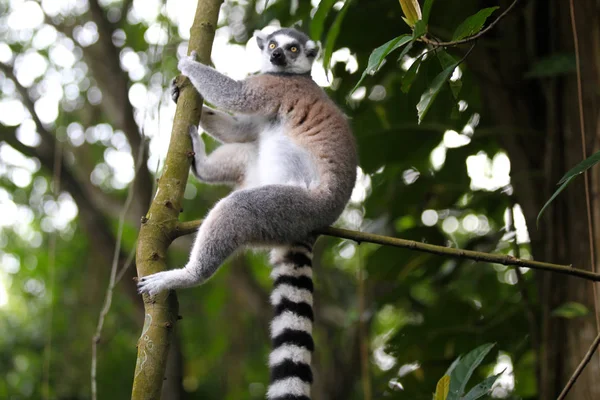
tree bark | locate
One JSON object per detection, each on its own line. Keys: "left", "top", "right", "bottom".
{"left": 160, "top": 329, "right": 184, "bottom": 400}
{"left": 131, "top": 0, "right": 223, "bottom": 398}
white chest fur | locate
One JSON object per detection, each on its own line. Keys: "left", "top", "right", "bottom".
{"left": 244, "top": 124, "right": 318, "bottom": 189}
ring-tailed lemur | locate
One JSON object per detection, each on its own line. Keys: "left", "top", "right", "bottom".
{"left": 138, "top": 27, "right": 357, "bottom": 400}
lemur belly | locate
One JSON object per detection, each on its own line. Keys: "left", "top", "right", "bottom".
{"left": 244, "top": 125, "right": 318, "bottom": 189}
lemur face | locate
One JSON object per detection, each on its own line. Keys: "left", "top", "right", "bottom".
{"left": 255, "top": 28, "right": 319, "bottom": 74}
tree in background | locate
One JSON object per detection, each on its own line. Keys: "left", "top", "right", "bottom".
{"left": 0, "top": 0, "right": 598, "bottom": 399}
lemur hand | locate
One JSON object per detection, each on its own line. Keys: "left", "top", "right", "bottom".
{"left": 172, "top": 52, "right": 201, "bottom": 103}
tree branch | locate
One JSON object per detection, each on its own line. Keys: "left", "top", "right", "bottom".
{"left": 174, "top": 219, "right": 600, "bottom": 282}
{"left": 420, "top": 0, "right": 521, "bottom": 47}
{"left": 131, "top": 0, "right": 224, "bottom": 397}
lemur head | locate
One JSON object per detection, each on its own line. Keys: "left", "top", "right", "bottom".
{"left": 255, "top": 28, "right": 319, "bottom": 75}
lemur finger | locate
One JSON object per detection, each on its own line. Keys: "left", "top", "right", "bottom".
{"left": 170, "top": 77, "right": 180, "bottom": 104}
{"left": 190, "top": 50, "right": 198, "bottom": 60}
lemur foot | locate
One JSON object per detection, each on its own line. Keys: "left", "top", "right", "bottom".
{"left": 178, "top": 51, "right": 200, "bottom": 76}
{"left": 170, "top": 78, "right": 180, "bottom": 104}
{"left": 188, "top": 125, "right": 206, "bottom": 159}
{"left": 137, "top": 268, "right": 197, "bottom": 296}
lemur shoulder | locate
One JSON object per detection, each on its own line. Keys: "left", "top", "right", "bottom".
{"left": 138, "top": 27, "right": 357, "bottom": 400}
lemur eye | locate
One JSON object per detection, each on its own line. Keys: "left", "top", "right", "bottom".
{"left": 290, "top": 46, "right": 298, "bottom": 53}
{"left": 269, "top": 43, "right": 276, "bottom": 49}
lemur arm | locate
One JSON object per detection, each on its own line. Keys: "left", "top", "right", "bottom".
{"left": 178, "top": 53, "right": 278, "bottom": 115}
{"left": 200, "top": 106, "right": 260, "bottom": 143}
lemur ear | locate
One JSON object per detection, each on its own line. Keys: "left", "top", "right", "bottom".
{"left": 255, "top": 30, "right": 268, "bottom": 50}
{"left": 305, "top": 40, "right": 319, "bottom": 58}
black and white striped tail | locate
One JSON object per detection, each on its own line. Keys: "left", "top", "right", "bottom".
{"left": 268, "top": 243, "right": 314, "bottom": 400}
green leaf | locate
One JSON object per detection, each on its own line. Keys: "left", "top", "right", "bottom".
{"left": 447, "top": 343, "right": 496, "bottom": 400}
{"left": 416, "top": 62, "right": 457, "bottom": 123}
{"left": 551, "top": 302, "right": 589, "bottom": 319}
{"left": 397, "top": 20, "right": 426, "bottom": 63}
{"left": 323, "top": 0, "right": 354, "bottom": 72}
{"left": 462, "top": 371, "right": 504, "bottom": 400}
{"left": 434, "top": 375, "right": 450, "bottom": 400}
{"left": 557, "top": 150, "right": 600, "bottom": 185}
{"left": 413, "top": 19, "right": 427, "bottom": 39}
{"left": 452, "top": 7, "right": 499, "bottom": 41}
{"left": 352, "top": 34, "right": 412, "bottom": 93}
{"left": 436, "top": 50, "right": 462, "bottom": 99}
{"left": 537, "top": 150, "right": 600, "bottom": 225}
{"left": 401, "top": 54, "right": 426, "bottom": 93}
{"left": 536, "top": 176, "right": 574, "bottom": 226}
{"left": 422, "top": 0, "right": 436, "bottom": 24}
{"left": 396, "top": 40, "right": 414, "bottom": 62}
{"left": 310, "top": 0, "right": 337, "bottom": 40}
{"left": 445, "top": 355, "right": 462, "bottom": 377}
{"left": 526, "top": 53, "right": 576, "bottom": 78}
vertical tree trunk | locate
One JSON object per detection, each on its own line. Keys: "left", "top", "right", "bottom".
{"left": 131, "top": 0, "right": 223, "bottom": 398}
{"left": 548, "top": 2, "right": 600, "bottom": 399}
{"left": 472, "top": 1, "right": 600, "bottom": 398}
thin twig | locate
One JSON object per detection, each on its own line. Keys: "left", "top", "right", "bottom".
{"left": 508, "top": 205, "right": 539, "bottom": 354}
{"left": 91, "top": 136, "right": 147, "bottom": 400}
{"left": 569, "top": 0, "right": 600, "bottom": 334}
{"left": 420, "top": 0, "right": 520, "bottom": 47}
{"left": 357, "top": 238, "right": 372, "bottom": 400}
{"left": 173, "top": 221, "right": 600, "bottom": 282}
{"left": 557, "top": 333, "right": 600, "bottom": 400}
{"left": 115, "top": 241, "right": 137, "bottom": 285}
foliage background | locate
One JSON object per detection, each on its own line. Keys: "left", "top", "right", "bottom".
{"left": 0, "top": 0, "right": 598, "bottom": 399}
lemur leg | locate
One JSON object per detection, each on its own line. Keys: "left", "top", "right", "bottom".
{"left": 137, "top": 185, "right": 328, "bottom": 295}
{"left": 188, "top": 126, "right": 254, "bottom": 185}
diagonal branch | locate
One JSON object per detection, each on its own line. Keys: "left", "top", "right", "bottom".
{"left": 420, "top": 0, "right": 521, "bottom": 47}
{"left": 0, "top": 126, "right": 141, "bottom": 307}
{"left": 1, "top": 60, "right": 121, "bottom": 210}
{"left": 131, "top": 0, "right": 224, "bottom": 397}
{"left": 557, "top": 332, "right": 600, "bottom": 400}
{"left": 0, "top": 62, "right": 54, "bottom": 143}
{"left": 175, "top": 220, "right": 600, "bottom": 282}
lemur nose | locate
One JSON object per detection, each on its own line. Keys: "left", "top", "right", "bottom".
{"left": 272, "top": 48, "right": 283, "bottom": 58}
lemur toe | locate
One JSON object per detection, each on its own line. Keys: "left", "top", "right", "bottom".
{"left": 188, "top": 125, "right": 198, "bottom": 136}
{"left": 170, "top": 77, "right": 180, "bottom": 104}
{"left": 137, "top": 274, "right": 165, "bottom": 295}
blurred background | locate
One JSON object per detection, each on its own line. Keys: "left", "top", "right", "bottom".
{"left": 1, "top": 0, "right": 599, "bottom": 399}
